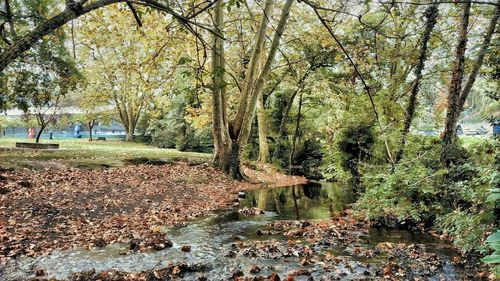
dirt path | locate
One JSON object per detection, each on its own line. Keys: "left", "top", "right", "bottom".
{"left": 0, "top": 162, "right": 306, "bottom": 264}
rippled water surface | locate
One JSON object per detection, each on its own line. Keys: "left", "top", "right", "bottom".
{"left": 0, "top": 182, "right": 473, "bottom": 280}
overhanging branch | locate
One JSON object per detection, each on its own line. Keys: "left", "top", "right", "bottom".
{"left": 126, "top": 1, "right": 143, "bottom": 27}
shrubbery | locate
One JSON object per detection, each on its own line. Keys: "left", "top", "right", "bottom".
{"left": 322, "top": 121, "right": 376, "bottom": 183}
{"left": 149, "top": 95, "right": 212, "bottom": 152}
{"left": 352, "top": 136, "right": 498, "bottom": 255}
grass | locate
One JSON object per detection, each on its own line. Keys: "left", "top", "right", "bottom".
{"left": 0, "top": 137, "right": 211, "bottom": 170}
{"left": 459, "top": 135, "right": 490, "bottom": 149}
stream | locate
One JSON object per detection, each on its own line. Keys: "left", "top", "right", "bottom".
{"left": 0, "top": 182, "right": 478, "bottom": 280}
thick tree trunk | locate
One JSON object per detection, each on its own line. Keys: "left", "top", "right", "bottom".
{"left": 231, "top": 0, "right": 275, "bottom": 137}
{"left": 235, "top": 0, "right": 294, "bottom": 150}
{"left": 256, "top": 91, "right": 269, "bottom": 163}
{"left": 125, "top": 121, "right": 135, "bottom": 142}
{"left": 442, "top": 2, "right": 471, "bottom": 155}
{"left": 210, "top": 0, "right": 234, "bottom": 173}
{"left": 395, "top": 4, "right": 438, "bottom": 164}
{"left": 209, "top": 0, "right": 244, "bottom": 179}
{"left": 212, "top": 0, "right": 294, "bottom": 179}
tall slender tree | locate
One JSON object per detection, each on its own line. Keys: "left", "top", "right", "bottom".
{"left": 395, "top": 4, "right": 439, "bottom": 164}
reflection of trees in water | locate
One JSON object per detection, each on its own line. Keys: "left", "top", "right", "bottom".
{"left": 242, "top": 183, "right": 354, "bottom": 219}
{"left": 292, "top": 186, "right": 300, "bottom": 220}
{"left": 257, "top": 189, "right": 269, "bottom": 210}
{"left": 303, "top": 183, "right": 322, "bottom": 199}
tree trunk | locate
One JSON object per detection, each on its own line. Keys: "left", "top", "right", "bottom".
{"left": 88, "top": 120, "right": 95, "bottom": 141}
{"left": 211, "top": 0, "right": 233, "bottom": 173}
{"left": 230, "top": 0, "right": 275, "bottom": 137}
{"left": 395, "top": 4, "right": 438, "bottom": 164}
{"left": 257, "top": 91, "right": 269, "bottom": 163}
{"left": 209, "top": 0, "right": 244, "bottom": 179}
{"left": 212, "top": 0, "right": 294, "bottom": 179}
{"left": 442, "top": 2, "right": 471, "bottom": 157}
{"left": 234, "top": 0, "right": 295, "bottom": 155}
{"left": 458, "top": 0, "right": 500, "bottom": 112}
{"left": 126, "top": 121, "right": 135, "bottom": 142}
{"left": 273, "top": 69, "right": 310, "bottom": 162}
{"left": 289, "top": 89, "right": 304, "bottom": 173}
{"left": 35, "top": 125, "right": 45, "bottom": 143}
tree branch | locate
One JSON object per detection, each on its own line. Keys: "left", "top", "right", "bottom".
{"left": 126, "top": 1, "right": 143, "bottom": 27}
{"left": 303, "top": 0, "right": 395, "bottom": 165}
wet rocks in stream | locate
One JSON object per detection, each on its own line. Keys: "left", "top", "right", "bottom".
{"left": 127, "top": 233, "right": 173, "bottom": 253}
{"left": 181, "top": 245, "right": 192, "bottom": 252}
{"left": 222, "top": 210, "right": 486, "bottom": 280}
{"left": 239, "top": 207, "right": 265, "bottom": 215}
{"left": 63, "top": 262, "right": 211, "bottom": 281}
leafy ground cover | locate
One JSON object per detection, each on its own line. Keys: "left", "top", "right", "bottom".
{"left": 0, "top": 160, "right": 306, "bottom": 265}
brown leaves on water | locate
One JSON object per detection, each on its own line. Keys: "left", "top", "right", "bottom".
{"left": 0, "top": 162, "right": 305, "bottom": 263}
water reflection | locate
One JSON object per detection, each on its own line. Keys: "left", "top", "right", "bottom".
{"left": 240, "top": 182, "right": 355, "bottom": 220}
{"left": 0, "top": 182, "right": 474, "bottom": 281}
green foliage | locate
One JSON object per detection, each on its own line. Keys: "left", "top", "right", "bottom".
{"left": 482, "top": 230, "right": 500, "bottom": 277}
{"left": 356, "top": 152, "right": 445, "bottom": 222}
{"left": 356, "top": 137, "right": 499, "bottom": 254}
{"left": 486, "top": 188, "right": 500, "bottom": 203}
{"left": 10, "top": 40, "right": 79, "bottom": 112}
{"left": 292, "top": 138, "right": 324, "bottom": 179}
{"left": 336, "top": 122, "right": 375, "bottom": 181}
{"left": 226, "top": 0, "right": 243, "bottom": 12}
{"left": 481, "top": 185, "right": 500, "bottom": 276}
{"left": 150, "top": 94, "right": 210, "bottom": 152}
{"left": 438, "top": 210, "right": 491, "bottom": 253}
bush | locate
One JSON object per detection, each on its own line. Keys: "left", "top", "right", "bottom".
{"left": 322, "top": 121, "right": 376, "bottom": 183}
{"left": 291, "top": 138, "right": 324, "bottom": 179}
{"left": 149, "top": 95, "right": 211, "bottom": 152}
{"left": 356, "top": 155, "right": 445, "bottom": 223}
{"left": 356, "top": 137, "right": 499, "bottom": 254}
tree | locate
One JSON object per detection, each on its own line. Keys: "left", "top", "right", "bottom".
{"left": 77, "top": 5, "right": 189, "bottom": 141}
{"left": 211, "top": 0, "right": 295, "bottom": 179}
{"left": 441, "top": 2, "right": 472, "bottom": 151}
{"left": 256, "top": 89, "right": 270, "bottom": 163}
{"left": 441, "top": 0, "right": 499, "bottom": 164}
{"left": 0, "top": 0, "right": 217, "bottom": 73}
{"left": 74, "top": 82, "right": 114, "bottom": 141}
{"left": 4, "top": 33, "right": 79, "bottom": 143}
{"left": 395, "top": 4, "right": 439, "bottom": 163}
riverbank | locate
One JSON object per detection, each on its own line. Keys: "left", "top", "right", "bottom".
{"left": 0, "top": 161, "right": 306, "bottom": 264}
{"left": 1, "top": 178, "right": 492, "bottom": 280}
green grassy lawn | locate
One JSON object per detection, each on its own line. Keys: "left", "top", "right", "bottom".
{"left": 459, "top": 135, "right": 490, "bottom": 149}
{"left": 0, "top": 137, "right": 211, "bottom": 170}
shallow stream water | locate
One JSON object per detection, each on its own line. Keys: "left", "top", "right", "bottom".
{"left": 0, "top": 182, "right": 475, "bottom": 280}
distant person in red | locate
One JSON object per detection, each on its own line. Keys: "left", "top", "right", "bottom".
{"left": 28, "top": 127, "right": 35, "bottom": 139}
